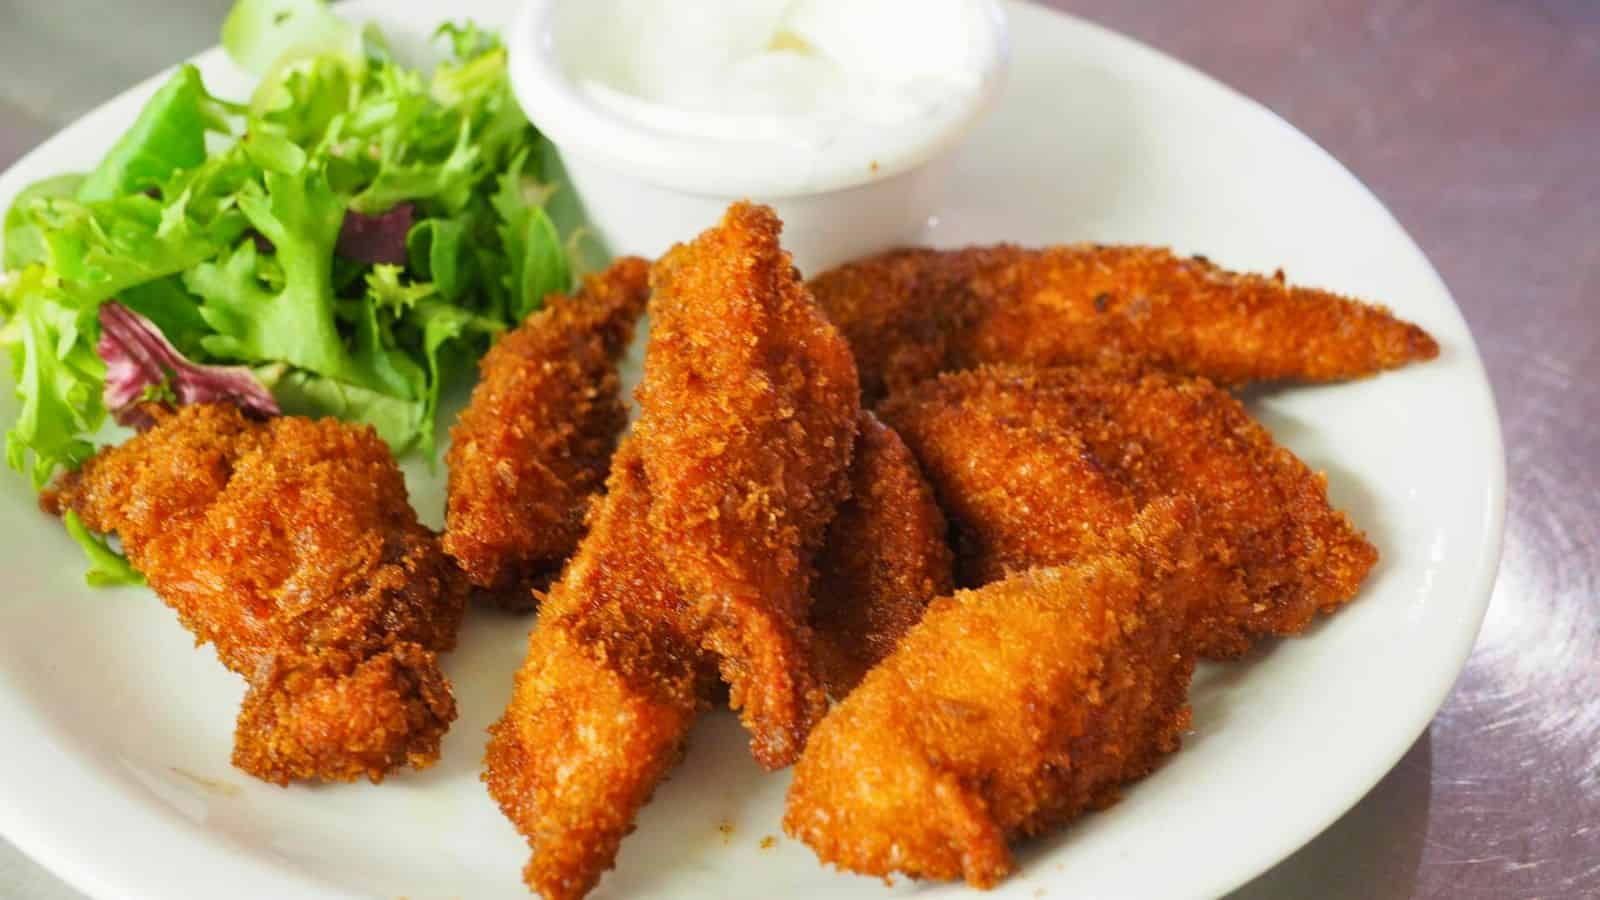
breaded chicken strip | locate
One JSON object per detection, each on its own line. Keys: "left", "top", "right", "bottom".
{"left": 884, "top": 376, "right": 1142, "bottom": 589}
{"left": 483, "top": 440, "right": 716, "bottom": 900}
{"left": 810, "top": 245, "right": 1440, "bottom": 403}
{"left": 880, "top": 365, "right": 1378, "bottom": 657}
{"left": 785, "top": 499, "right": 1202, "bottom": 888}
{"left": 811, "top": 411, "right": 954, "bottom": 698}
{"left": 636, "top": 202, "right": 860, "bottom": 768}
{"left": 44, "top": 404, "right": 465, "bottom": 784}
{"left": 444, "top": 257, "right": 650, "bottom": 610}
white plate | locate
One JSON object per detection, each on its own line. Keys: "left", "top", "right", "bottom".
{"left": 0, "top": 2, "right": 1504, "bottom": 898}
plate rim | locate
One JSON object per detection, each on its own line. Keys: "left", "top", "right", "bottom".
{"left": 0, "top": 2, "right": 1506, "bottom": 899}
{"left": 1047, "top": 12, "right": 1506, "bottom": 896}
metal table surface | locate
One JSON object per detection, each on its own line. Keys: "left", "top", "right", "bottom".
{"left": 1, "top": 1, "right": 1595, "bottom": 897}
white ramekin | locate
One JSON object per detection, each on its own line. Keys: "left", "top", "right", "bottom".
{"left": 507, "top": 0, "right": 1010, "bottom": 274}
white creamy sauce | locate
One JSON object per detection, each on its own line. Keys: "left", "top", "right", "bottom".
{"left": 554, "top": 0, "right": 990, "bottom": 155}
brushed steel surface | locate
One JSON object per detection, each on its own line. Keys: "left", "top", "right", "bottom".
{"left": 0, "top": 0, "right": 1594, "bottom": 897}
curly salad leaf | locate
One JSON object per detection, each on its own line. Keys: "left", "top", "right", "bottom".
{"left": 0, "top": 0, "right": 600, "bottom": 502}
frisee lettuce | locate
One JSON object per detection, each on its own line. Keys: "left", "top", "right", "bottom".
{"left": 0, "top": 0, "right": 599, "bottom": 580}
{"left": 222, "top": 0, "right": 357, "bottom": 78}
{"left": 1, "top": 268, "right": 103, "bottom": 487}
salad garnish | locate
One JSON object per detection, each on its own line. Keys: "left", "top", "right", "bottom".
{"left": 1, "top": 0, "right": 597, "bottom": 489}
{"left": 0, "top": 0, "right": 601, "bottom": 582}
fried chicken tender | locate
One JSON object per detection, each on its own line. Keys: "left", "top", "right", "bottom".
{"left": 444, "top": 257, "right": 650, "bottom": 610}
{"left": 809, "top": 245, "right": 1440, "bottom": 403}
{"left": 785, "top": 498, "right": 1203, "bottom": 888}
{"left": 636, "top": 202, "right": 860, "bottom": 768}
{"left": 811, "top": 411, "right": 954, "bottom": 698}
{"left": 483, "top": 439, "right": 717, "bottom": 900}
{"left": 44, "top": 404, "right": 465, "bottom": 784}
{"left": 880, "top": 364, "right": 1378, "bottom": 657}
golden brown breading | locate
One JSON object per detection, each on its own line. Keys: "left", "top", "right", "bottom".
{"left": 483, "top": 440, "right": 716, "bottom": 900}
{"left": 811, "top": 411, "right": 954, "bottom": 698}
{"left": 879, "top": 364, "right": 1378, "bottom": 657}
{"left": 444, "top": 257, "right": 650, "bottom": 610}
{"left": 809, "top": 245, "right": 1440, "bottom": 403}
{"left": 882, "top": 374, "right": 1141, "bottom": 588}
{"left": 45, "top": 404, "right": 465, "bottom": 784}
{"left": 784, "top": 498, "right": 1202, "bottom": 888}
{"left": 635, "top": 202, "right": 860, "bottom": 768}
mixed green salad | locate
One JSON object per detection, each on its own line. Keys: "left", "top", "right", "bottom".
{"left": 0, "top": 0, "right": 598, "bottom": 522}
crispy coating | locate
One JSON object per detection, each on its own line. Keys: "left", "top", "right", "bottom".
{"left": 44, "top": 404, "right": 465, "bottom": 783}
{"left": 811, "top": 411, "right": 954, "bottom": 698}
{"left": 784, "top": 499, "right": 1202, "bottom": 888}
{"left": 483, "top": 440, "right": 717, "bottom": 900}
{"left": 444, "top": 257, "right": 650, "bottom": 610}
{"left": 636, "top": 202, "right": 860, "bottom": 768}
{"left": 880, "top": 364, "right": 1379, "bottom": 657}
{"left": 809, "top": 245, "right": 1440, "bottom": 402}
{"left": 883, "top": 373, "right": 1141, "bottom": 589}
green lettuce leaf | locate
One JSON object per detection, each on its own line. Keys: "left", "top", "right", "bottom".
{"left": 222, "top": 0, "right": 355, "bottom": 77}
{"left": 4, "top": 175, "right": 86, "bottom": 271}
{"left": 341, "top": 297, "right": 425, "bottom": 404}
{"left": 492, "top": 150, "right": 569, "bottom": 320}
{"left": 408, "top": 298, "right": 500, "bottom": 455}
{"left": 430, "top": 37, "right": 528, "bottom": 173}
{"left": 77, "top": 65, "right": 234, "bottom": 204}
{"left": 0, "top": 268, "right": 104, "bottom": 488}
{"left": 185, "top": 169, "right": 366, "bottom": 383}
{"left": 19, "top": 190, "right": 244, "bottom": 311}
{"left": 63, "top": 510, "right": 145, "bottom": 587}
{"left": 358, "top": 266, "right": 500, "bottom": 455}
{"left": 182, "top": 168, "right": 465, "bottom": 452}
{"left": 405, "top": 216, "right": 469, "bottom": 300}
{"left": 433, "top": 21, "right": 497, "bottom": 63}
{"left": 118, "top": 276, "right": 212, "bottom": 359}
{"left": 1, "top": 165, "right": 249, "bottom": 490}
{"left": 255, "top": 363, "right": 421, "bottom": 450}
{"left": 251, "top": 52, "right": 364, "bottom": 151}
{"left": 365, "top": 262, "right": 435, "bottom": 316}
{"left": 343, "top": 30, "right": 528, "bottom": 216}
{"left": 351, "top": 120, "right": 482, "bottom": 216}
{"left": 241, "top": 129, "right": 309, "bottom": 175}
{"left": 158, "top": 142, "right": 259, "bottom": 226}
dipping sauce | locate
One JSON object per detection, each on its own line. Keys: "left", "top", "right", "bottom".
{"left": 513, "top": 0, "right": 1006, "bottom": 264}
{"left": 551, "top": 0, "right": 1000, "bottom": 187}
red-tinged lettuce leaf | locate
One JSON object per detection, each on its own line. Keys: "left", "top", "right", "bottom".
{"left": 98, "top": 301, "right": 279, "bottom": 429}
{"left": 336, "top": 202, "right": 413, "bottom": 265}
